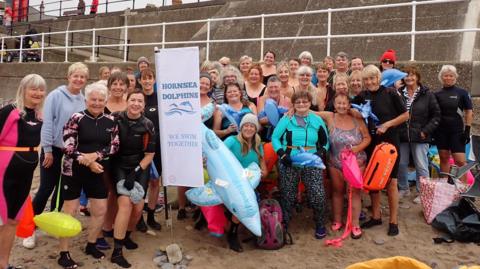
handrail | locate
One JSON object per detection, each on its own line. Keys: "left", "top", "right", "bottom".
{"left": 0, "top": 0, "right": 474, "bottom": 63}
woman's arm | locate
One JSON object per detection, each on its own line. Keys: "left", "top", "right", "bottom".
{"left": 97, "top": 121, "right": 120, "bottom": 160}
{"left": 139, "top": 152, "right": 155, "bottom": 170}
{"left": 352, "top": 117, "right": 371, "bottom": 153}
{"left": 213, "top": 109, "right": 234, "bottom": 138}
{"left": 63, "top": 113, "right": 81, "bottom": 160}
{"left": 248, "top": 102, "right": 258, "bottom": 115}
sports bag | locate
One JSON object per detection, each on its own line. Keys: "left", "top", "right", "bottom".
{"left": 363, "top": 142, "right": 398, "bottom": 191}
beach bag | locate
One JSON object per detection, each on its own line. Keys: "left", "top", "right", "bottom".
{"left": 363, "top": 143, "right": 398, "bottom": 191}
{"left": 257, "top": 199, "right": 289, "bottom": 250}
{"left": 432, "top": 198, "right": 480, "bottom": 243}
{"left": 341, "top": 148, "right": 363, "bottom": 189}
{"left": 419, "top": 177, "right": 466, "bottom": 224}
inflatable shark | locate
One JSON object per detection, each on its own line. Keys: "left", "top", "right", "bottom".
{"left": 186, "top": 124, "right": 262, "bottom": 236}
{"left": 380, "top": 68, "right": 407, "bottom": 88}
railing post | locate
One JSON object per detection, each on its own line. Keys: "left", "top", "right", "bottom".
{"left": 132, "top": 0, "right": 135, "bottom": 9}
{"left": 106, "top": 0, "right": 109, "bottom": 13}
{"left": 91, "top": 28, "right": 96, "bottom": 62}
{"left": 260, "top": 14, "right": 264, "bottom": 61}
{"left": 59, "top": 0, "right": 63, "bottom": 17}
{"left": 96, "top": 36, "right": 100, "bottom": 57}
{"left": 48, "top": 27, "right": 51, "bottom": 46}
{"left": 0, "top": 37, "right": 4, "bottom": 63}
{"left": 162, "top": 22, "right": 166, "bottom": 49}
{"left": 40, "top": 32, "right": 45, "bottom": 62}
{"left": 327, "top": 8, "right": 332, "bottom": 56}
{"left": 411, "top": 1, "right": 416, "bottom": 61}
{"left": 19, "top": 35, "right": 24, "bottom": 63}
{"left": 206, "top": 19, "right": 210, "bottom": 61}
{"left": 65, "top": 30, "right": 69, "bottom": 62}
{"left": 123, "top": 24, "right": 128, "bottom": 62}
{"left": 70, "top": 32, "right": 74, "bottom": 52}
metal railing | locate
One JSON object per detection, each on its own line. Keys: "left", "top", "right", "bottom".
{"left": 0, "top": 0, "right": 478, "bottom": 63}
{"left": 15, "top": 0, "right": 206, "bottom": 21}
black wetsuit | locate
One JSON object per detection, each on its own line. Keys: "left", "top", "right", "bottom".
{"left": 112, "top": 111, "right": 156, "bottom": 195}
{"left": 144, "top": 91, "right": 162, "bottom": 175}
{"left": 356, "top": 86, "right": 407, "bottom": 176}
{"left": 62, "top": 110, "right": 119, "bottom": 200}
{"left": 434, "top": 85, "right": 473, "bottom": 153}
{"left": 0, "top": 105, "right": 42, "bottom": 222}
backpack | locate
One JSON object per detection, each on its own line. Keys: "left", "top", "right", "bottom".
{"left": 256, "top": 199, "right": 290, "bottom": 250}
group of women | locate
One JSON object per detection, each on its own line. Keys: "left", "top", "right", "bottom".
{"left": 0, "top": 47, "right": 474, "bottom": 268}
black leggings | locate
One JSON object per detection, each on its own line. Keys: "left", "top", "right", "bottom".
{"left": 32, "top": 147, "right": 64, "bottom": 215}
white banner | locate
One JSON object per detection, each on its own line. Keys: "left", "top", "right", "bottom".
{"left": 155, "top": 47, "right": 203, "bottom": 187}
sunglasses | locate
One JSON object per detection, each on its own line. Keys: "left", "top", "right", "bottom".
{"left": 294, "top": 100, "right": 310, "bottom": 104}
{"left": 382, "top": 59, "right": 394, "bottom": 64}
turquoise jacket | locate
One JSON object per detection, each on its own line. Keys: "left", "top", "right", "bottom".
{"left": 271, "top": 112, "right": 329, "bottom": 156}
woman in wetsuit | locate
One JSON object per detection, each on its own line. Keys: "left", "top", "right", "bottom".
{"left": 434, "top": 65, "right": 473, "bottom": 182}
{"left": 0, "top": 74, "right": 46, "bottom": 269}
{"left": 58, "top": 83, "right": 119, "bottom": 269}
{"left": 110, "top": 90, "right": 155, "bottom": 268}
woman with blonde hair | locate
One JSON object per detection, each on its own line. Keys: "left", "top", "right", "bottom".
{"left": 25, "top": 62, "right": 89, "bottom": 249}
{"left": 277, "top": 61, "right": 295, "bottom": 98}
{"left": 224, "top": 113, "right": 267, "bottom": 251}
{"left": 294, "top": 66, "right": 322, "bottom": 111}
{"left": 239, "top": 55, "right": 253, "bottom": 81}
{"left": 0, "top": 74, "right": 46, "bottom": 269}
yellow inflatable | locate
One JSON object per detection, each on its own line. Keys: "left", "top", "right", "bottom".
{"left": 346, "top": 256, "right": 431, "bottom": 269}
{"left": 34, "top": 212, "right": 82, "bottom": 238}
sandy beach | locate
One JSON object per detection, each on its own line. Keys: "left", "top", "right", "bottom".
{"left": 9, "top": 171, "right": 480, "bottom": 269}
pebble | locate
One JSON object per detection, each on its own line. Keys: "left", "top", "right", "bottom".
{"left": 153, "top": 255, "right": 168, "bottom": 266}
{"left": 161, "top": 263, "right": 175, "bottom": 269}
{"left": 166, "top": 243, "right": 183, "bottom": 264}
{"left": 185, "top": 255, "right": 193, "bottom": 261}
{"left": 155, "top": 250, "right": 167, "bottom": 257}
{"left": 175, "top": 265, "right": 188, "bottom": 269}
{"left": 399, "top": 204, "right": 411, "bottom": 209}
{"left": 185, "top": 225, "right": 193, "bottom": 231}
{"left": 373, "top": 238, "right": 385, "bottom": 245}
{"left": 430, "top": 260, "right": 439, "bottom": 268}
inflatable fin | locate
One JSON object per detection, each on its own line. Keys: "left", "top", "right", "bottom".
{"left": 264, "top": 98, "right": 280, "bottom": 126}
{"left": 217, "top": 104, "right": 239, "bottom": 129}
{"left": 244, "top": 162, "right": 261, "bottom": 189}
{"left": 186, "top": 181, "right": 223, "bottom": 206}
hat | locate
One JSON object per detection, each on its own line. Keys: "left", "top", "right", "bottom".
{"left": 200, "top": 72, "right": 212, "bottom": 85}
{"left": 380, "top": 49, "right": 397, "bottom": 63}
{"left": 239, "top": 113, "right": 260, "bottom": 131}
{"left": 137, "top": 56, "right": 150, "bottom": 67}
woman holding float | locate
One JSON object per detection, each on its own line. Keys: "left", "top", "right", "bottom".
{"left": 316, "top": 93, "right": 371, "bottom": 239}
{"left": 271, "top": 91, "right": 329, "bottom": 239}
{"left": 110, "top": 90, "right": 156, "bottom": 268}
{"left": 257, "top": 76, "right": 292, "bottom": 142}
{"left": 58, "top": 83, "right": 119, "bottom": 269}
{"left": 0, "top": 74, "right": 46, "bottom": 269}
{"left": 213, "top": 83, "right": 257, "bottom": 140}
{"left": 224, "top": 113, "right": 267, "bottom": 252}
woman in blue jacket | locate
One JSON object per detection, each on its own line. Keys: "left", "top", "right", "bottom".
{"left": 271, "top": 91, "right": 329, "bottom": 239}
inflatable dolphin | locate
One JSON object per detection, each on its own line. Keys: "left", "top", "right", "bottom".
{"left": 351, "top": 100, "right": 379, "bottom": 125}
{"left": 258, "top": 98, "right": 289, "bottom": 127}
{"left": 290, "top": 147, "right": 326, "bottom": 169}
{"left": 186, "top": 124, "right": 262, "bottom": 236}
{"left": 217, "top": 104, "right": 247, "bottom": 130}
{"left": 380, "top": 69, "right": 407, "bottom": 88}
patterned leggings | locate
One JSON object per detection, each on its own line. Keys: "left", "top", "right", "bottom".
{"left": 278, "top": 163, "right": 326, "bottom": 228}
